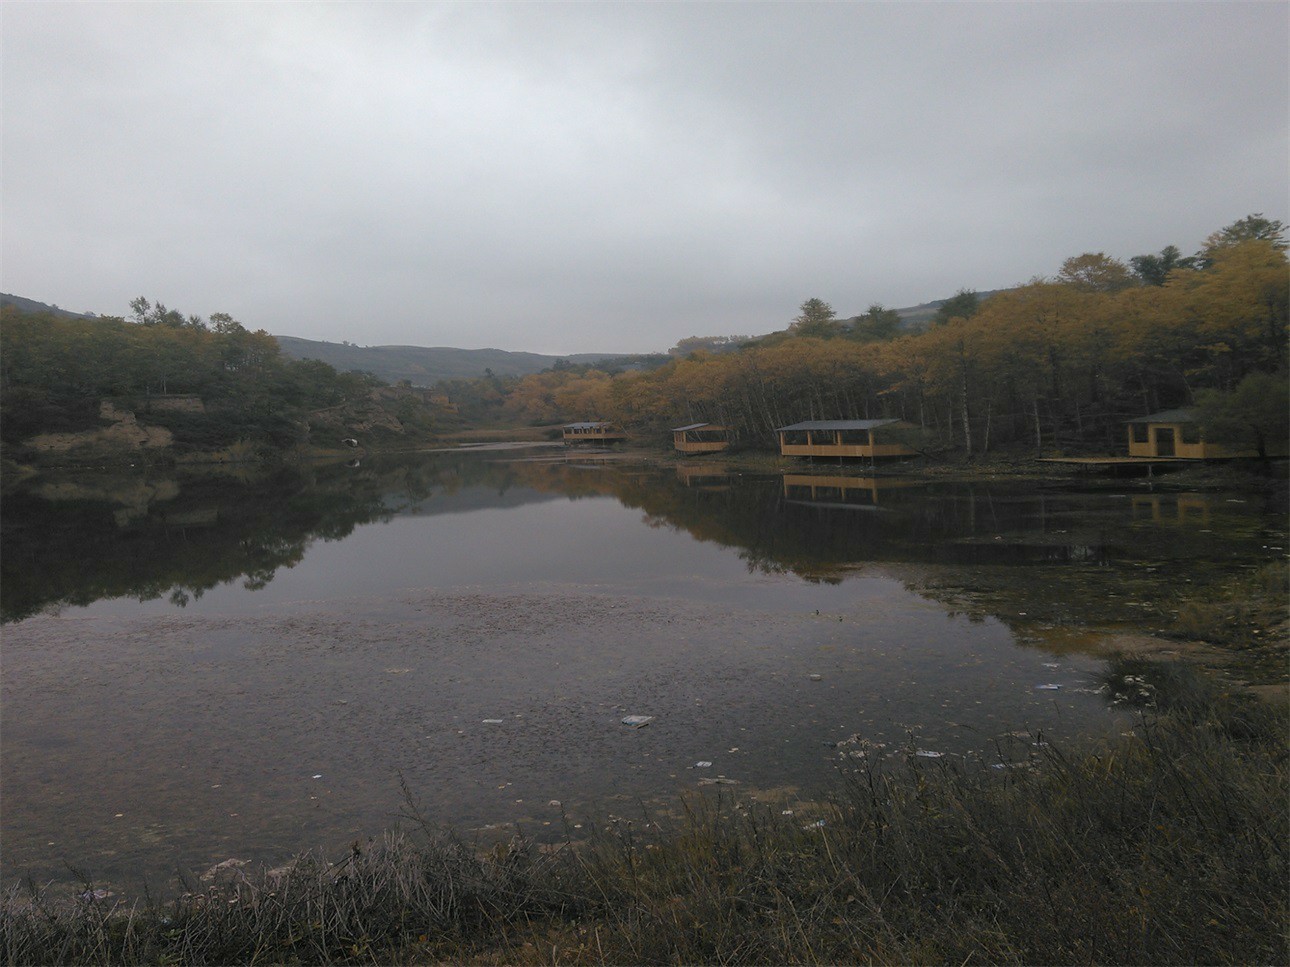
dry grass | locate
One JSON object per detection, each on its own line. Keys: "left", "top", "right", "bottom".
{"left": 4, "top": 660, "right": 1286, "bottom": 966}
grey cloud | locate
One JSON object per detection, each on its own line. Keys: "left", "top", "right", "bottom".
{"left": 3, "top": 2, "right": 1285, "bottom": 353}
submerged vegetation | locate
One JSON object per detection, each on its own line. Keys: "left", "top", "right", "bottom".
{"left": 3, "top": 660, "right": 1284, "bottom": 965}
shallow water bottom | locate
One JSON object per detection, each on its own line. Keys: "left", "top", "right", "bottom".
{"left": 2, "top": 578, "right": 1117, "bottom": 894}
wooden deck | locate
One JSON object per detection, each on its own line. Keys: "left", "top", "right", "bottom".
{"left": 1038, "top": 457, "right": 1187, "bottom": 466}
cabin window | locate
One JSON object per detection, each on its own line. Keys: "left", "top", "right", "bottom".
{"left": 1180, "top": 423, "right": 1202, "bottom": 445}
{"left": 838, "top": 430, "right": 872, "bottom": 446}
{"left": 781, "top": 431, "right": 811, "bottom": 446}
{"left": 1131, "top": 423, "right": 1149, "bottom": 443}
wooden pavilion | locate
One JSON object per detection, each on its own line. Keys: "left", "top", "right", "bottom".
{"left": 562, "top": 421, "right": 626, "bottom": 444}
{"left": 776, "top": 419, "right": 919, "bottom": 460}
{"left": 671, "top": 422, "right": 729, "bottom": 454}
{"left": 1126, "top": 409, "right": 1255, "bottom": 459}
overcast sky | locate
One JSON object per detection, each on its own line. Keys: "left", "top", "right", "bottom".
{"left": 4, "top": 2, "right": 1286, "bottom": 354}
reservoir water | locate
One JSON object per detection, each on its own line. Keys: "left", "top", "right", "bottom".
{"left": 2, "top": 448, "right": 1283, "bottom": 893}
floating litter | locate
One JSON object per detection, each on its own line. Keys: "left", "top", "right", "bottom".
{"left": 621, "top": 715, "right": 654, "bottom": 728}
{"left": 482, "top": 719, "right": 504, "bottom": 724}
{"left": 809, "top": 674, "right": 822, "bottom": 681}
{"left": 1035, "top": 684, "right": 1062, "bottom": 690}
{"left": 312, "top": 774, "right": 323, "bottom": 779}
{"left": 695, "top": 761, "right": 713, "bottom": 768}
{"left": 915, "top": 750, "right": 944, "bottom": 758}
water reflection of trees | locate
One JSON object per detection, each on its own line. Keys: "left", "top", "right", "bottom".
{"left": 1, "top": 454, "right": 520, "bottom": 623}
{"left": 3, "top": 455, "right": 1274, "bottom": 631}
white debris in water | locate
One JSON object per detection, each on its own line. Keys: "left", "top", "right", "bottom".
{"left": 695, "top": 761, "right": 713, "bottom": 768}
{"left": 915, "top": 750, "right": 944, "bottom": 758}
{"left": 482, "top": 719, "right": 504, "bottom": 724}
{"left": 621, "top": 715, "right": 654, "bottom": 728}
{"left": 1035, "top": 683, "right": 1062, "bottom": 690}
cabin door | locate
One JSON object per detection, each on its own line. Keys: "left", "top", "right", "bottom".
{"left": 1154, "top": 427, "right": 1175, "bottom": 457}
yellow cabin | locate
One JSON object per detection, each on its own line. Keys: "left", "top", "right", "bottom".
{"left": 562, "top": 421, "right": 626, "bottom": 444}
{"left": 776, "top": 420, "right": 919, "bottom": 459}
{"left": 671, "top": 422, "right": 729, "bottom": 454}
{"left": 1125, "top": 409, "right": 1256, "bottom": 459}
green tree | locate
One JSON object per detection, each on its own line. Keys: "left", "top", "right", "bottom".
{"left": 933, "top": 289, "right": 981, "bottom": 325}
{"left": 790, "top": 298, "right": 841, "bottom": 338}
{"left": 1129, "top": 245, "right": 1196, "bottom": 286}
{"left": 847, "top": 303, "right": 902, "bottom": 342}
{"left": 1194, "top": 371, "right": 1289, "bottom": 459}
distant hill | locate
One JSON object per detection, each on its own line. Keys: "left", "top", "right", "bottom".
{"left": 274, "top": 336, "right": 622, "bottom": 386}
{"left": 887, "top": 289, "right": 1006, "bottom": 329}
{"left": 0, "top": 293, "right": 97, "bottom": 319}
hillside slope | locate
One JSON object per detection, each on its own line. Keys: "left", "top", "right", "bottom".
{"left": 275, "top": 336, "right": 617, "bottom": 385}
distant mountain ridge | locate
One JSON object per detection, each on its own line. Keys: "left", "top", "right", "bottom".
{"left": 4, "top": 289, "right": 1007, "bottom": 387}
{"left": 0, "top": 293, "right": 96, "bottom": 319}
{"left": 878, "top": 289, "right": 1007, "bottom": 329}
{"left": 274, "top": 335, "right": 620, "bottom": 385}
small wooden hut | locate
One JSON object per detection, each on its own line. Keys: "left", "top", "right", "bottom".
{"left": 671, "top": 422, "right": 729, "bottom": 454}
{"left": 1125, "top": 409, "right": 1253, "bottom": 459}
{"left": 562, "top": 421, "right": 626, "bottom": 444}
{"left": 776, "top": 419, "right": 918, "bottom": 459}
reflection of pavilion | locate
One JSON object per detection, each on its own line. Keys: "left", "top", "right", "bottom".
{"left": 675, "top": 464, "right": 732, "bottom": 490}
{"left": 781, "top": 474, "right": 925, "bottom": 508}
{"left": 1131, "top": 493, "right": 1212, "bottom": 526}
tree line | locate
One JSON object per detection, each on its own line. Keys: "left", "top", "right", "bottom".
{"left": 0, "top": 301, "right": 396, "bottom": 454}
{"left": 441, "top": 215, "right": 1288, "bottom": 457}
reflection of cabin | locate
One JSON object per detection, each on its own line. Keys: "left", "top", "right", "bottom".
{"left": 671, "top": 422, "right": 729, "bottom": 454}
{"left": 782, "top": 475, "right": 923, "bottom": 508}
{"left": 1131, "top": 494, "right": 1211, "bottom": 526}
{"left": 776, "top": 420, "right": 918, "bottom": 459}
{"left": 1126, "top": 409, "right": 1250, "bottom": 459}
{"left": 676, "top": 464, "right": 732, "bottom": 489}
{"left": 562, "top": 421, "right": 627, "bottom": 444}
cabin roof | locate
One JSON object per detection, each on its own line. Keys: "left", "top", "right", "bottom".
{"left": 563, "top": 421, "right": 612, "bottom": 429}
{"left": 776, "top": 419, "right": 903, "bottom": 432}
{"left": 1126, "top": 408, "right": 1198, "bottom": 424}
{"left": 671, "top": 422, "right": 722, "bottom": 432}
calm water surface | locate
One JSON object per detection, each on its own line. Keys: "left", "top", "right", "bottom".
{"left": 2, "top": 450, "right": 1283, "bottom": 893}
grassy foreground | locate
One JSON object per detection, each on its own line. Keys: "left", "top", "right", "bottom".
{"left": 3, "top": 660, "right": 1286, "bottom": 966}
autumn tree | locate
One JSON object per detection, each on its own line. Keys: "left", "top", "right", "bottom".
{"left": 1056, "top": 253, "right": 1137, "bottom": 293}
{"left": 1202, "top": 213, "right": 1287, "bottom": 254}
